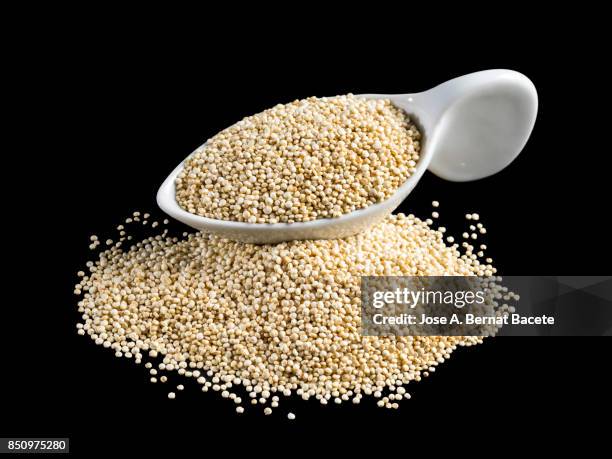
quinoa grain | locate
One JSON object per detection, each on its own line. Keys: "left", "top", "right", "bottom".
{"left": 75, "top": 212, "right": 496, "bottom": 417}
{"left": 175, "top": 95, "right": 421, "bottom": 223}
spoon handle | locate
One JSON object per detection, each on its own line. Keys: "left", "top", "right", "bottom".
{"left": 408, "top": 69, "right": 538, "bottom": 182}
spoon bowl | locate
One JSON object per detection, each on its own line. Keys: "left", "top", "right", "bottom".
{"left": 157, "top": 69, "right": 537, "bottom": 243}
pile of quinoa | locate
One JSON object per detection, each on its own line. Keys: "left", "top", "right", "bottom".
{"left": 75, "top": 212, "right": 499, "bottom": 416}
{"left": 175, "top": 95, "right": 421, "bottom": 223}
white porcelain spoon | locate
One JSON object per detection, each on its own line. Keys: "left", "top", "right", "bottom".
{"left": 157, "top": 69, "right": 537, "bottom": 244}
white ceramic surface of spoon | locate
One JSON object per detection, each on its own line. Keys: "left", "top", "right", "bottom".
{"left": 157, "top": 69, "right": 538, "bottom": 244}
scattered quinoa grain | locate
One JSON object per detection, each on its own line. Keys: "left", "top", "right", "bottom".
{"left": 76, "top": 209, "right": 498, "bottom": 419}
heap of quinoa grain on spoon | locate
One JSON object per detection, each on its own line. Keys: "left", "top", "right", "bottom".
{"left": 175, "top": 94, "right": 421, "bottom": 223}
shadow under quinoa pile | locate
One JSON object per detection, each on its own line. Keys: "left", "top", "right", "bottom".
{"left": 74, "top": 210, "right": 499, "bottom": 419}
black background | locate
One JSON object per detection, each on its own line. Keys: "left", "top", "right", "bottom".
{"left": 4, "top": 12, "right": 610, "bottom": 455}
